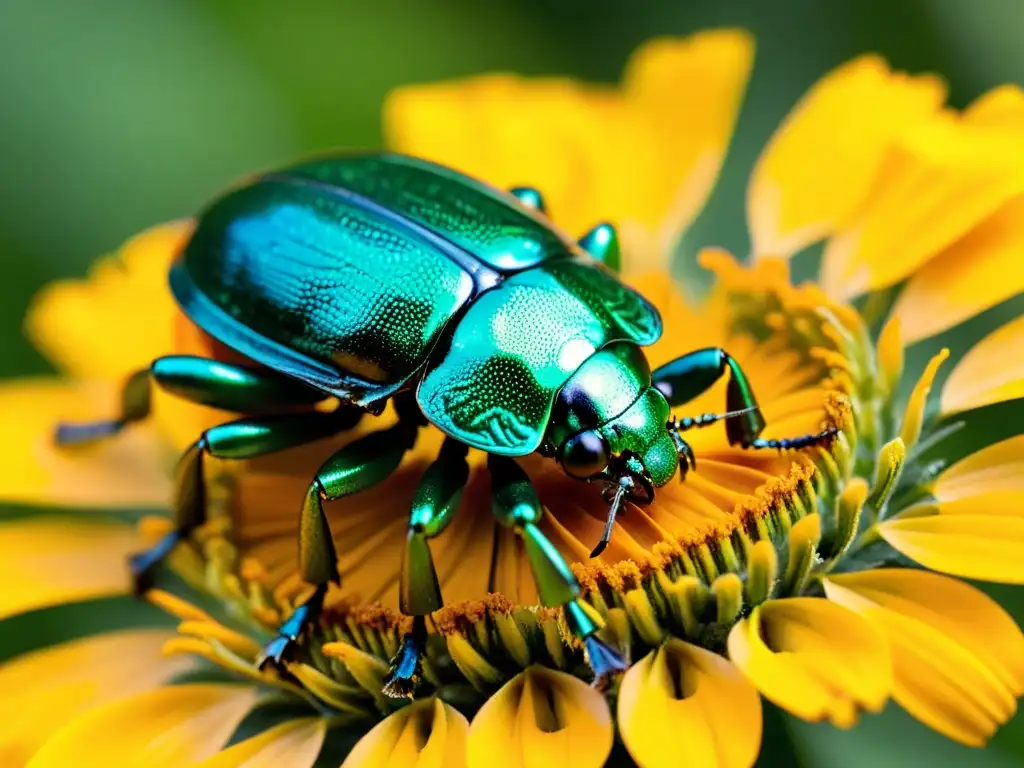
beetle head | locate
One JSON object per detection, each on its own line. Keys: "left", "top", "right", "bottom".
{"left": 547, "top": 342, "right": 679, "bottom": 490}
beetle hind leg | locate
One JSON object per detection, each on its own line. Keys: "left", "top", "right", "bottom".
{"left": 54, "top": 355, "right": 325, "bottom": 447}
{"left": 488, "top": 454, "right": 627, "bottom": 688}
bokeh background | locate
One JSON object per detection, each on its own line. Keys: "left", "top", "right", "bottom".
{"left": 1, "top": 0, "right": 1022, "bottom": 765}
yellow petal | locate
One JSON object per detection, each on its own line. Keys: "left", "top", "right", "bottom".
{"left": 748, "top": 55, "right": 944, "bottom": 259}
{"left": 0, "top": 378, "right": 170, "bottom": 508}
{"left": 964, "top": 84, "right": 1024, "bottom": 130}
{"left": 26, "top": 222, "right": 191, "bottom": 379}
{"left": 941, "top": 315, "right": 1024, "bottom": 415}
{"left": 726, "top": 597, "right": 890, "bottom": 727}
{"left": 0, "top": 518, "right": 138, "bottom": 619}
{"left": 934, "top": 434, "right": 1024, "bottom": 506}
{"left": 825, "top": 569, "right": 1024, "bottom": 695}
{"left": 825, "top": 570, "right": 1021, "bottom": 745}
{"left": 27, "top": 683, "right": 258, "bottom": 768}
{"left": 892, "top": 197, "right": 1024, "bottom": 343}
{"left": 821, "top": 115, "right": 1024, "bottom": 300}
{"left": 195, "top": 718, "right": 326, "bottom": 768}
{"left": 878, "top": 512, "right": 1024, "bottom": 583}
{"left": 617, "top": 639, "right": 761, "bottom": 768}
{"left": 342, "top": 698, "right": 467, "bottom": 768}
{"left": 385, "top": 32, "right": 752, "bottom": 262}
{"left": 466, "top": 666, "right": 612, "bottom": 768}
{"left": 0, "top": 630, "right": 189, "bottom": 767}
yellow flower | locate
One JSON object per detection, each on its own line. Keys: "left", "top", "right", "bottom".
{"left": 3, "top": 29, "right": 1024, "bottom": 768}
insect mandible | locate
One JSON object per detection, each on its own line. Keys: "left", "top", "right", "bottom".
{"left": 57, "top": 153, "right": 835, "bottom": 695}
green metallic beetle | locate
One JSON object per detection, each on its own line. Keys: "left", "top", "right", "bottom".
{"left": 57, "top": 152, "right": 834, "bottom": 695}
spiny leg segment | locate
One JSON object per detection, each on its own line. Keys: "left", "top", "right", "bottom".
{"left": 258, "top": 395, "right": 424, "bottom": 669}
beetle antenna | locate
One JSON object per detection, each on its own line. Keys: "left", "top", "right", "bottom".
{"left": 591, "top": 479, "right": 629, "bottom": 558}
{"left": 668, "top": 405, "right": 759, "bottom": 435}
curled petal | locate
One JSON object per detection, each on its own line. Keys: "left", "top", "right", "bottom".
{"left": 618, "top": 639, "right": 761, "bottom": 768}
{"left": 893, "top": 197, "right": 1024, "bottom": 343}
{"left": 196, "top": 718, "right": 326, "bottom": 768}
{"left": 385, "top": 31, "right": 752, "bottom": 260}
{"left": 825, "top": 570, "right": 1023, "bottom": 745}
{"left": 27, "top": 684, "right": 258, "bottom": 767}
{"left": 727, "top": 597, "right": 890, "bottom": 727}
{"left": 748, "top": 55, "right": 944, "bottom": 259}
{"left": 878, "top": 512, "right": 1024, "bottom": 583}
{"left": 0, "top": 630, "right": 189, "bottom": 766}
{"left": 941, "top": 315, "right": 1024, "bottom": 415}
{"left": 467, "top": 666, "right": 612, "bottom": 768}
{"left": 933, "top": 434, "right": 1024, "bottom": 511}
{"left": 343, "top": 698, "right": 467, "bottom": 768}
{"left": 821, "top": 115, "right": 1024, "bottom": 300}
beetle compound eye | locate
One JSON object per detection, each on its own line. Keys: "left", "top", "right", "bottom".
{"left": 561, "top": 431, "right": 610, "bottom": 479}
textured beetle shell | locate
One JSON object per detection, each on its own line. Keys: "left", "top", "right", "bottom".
{"left": 282, "top": 153, "right": 575, "bottom": 272}
{"left": 417, "top": 260, "right": 661, "bottom": 455}
{"left": 175, "top": 176, "right": 476, "bottom": 403}
{"left": 171, "top": 152, "right": 663, "bottom": 451}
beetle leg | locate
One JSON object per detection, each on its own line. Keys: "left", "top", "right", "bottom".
{"left": 578, "top": 223, "right": 621, "bottom": 273}
{"left": 258, "top": 398, "right": 424, "bottom": 670}
{"left": 508, "top": 186, "right": 546, "bottom": 213}
{"left": 382, "top": 438, "right": 470, "bottom": 698}
{"left": 655, "top": 347, "right": 837, "bottom": 456}
{"left": 487, "top": 454, "right": 628, "bottom": 688}
{"left": 54, "top": 355, "right": 327, "bottom": 446}
{"left": 130, "top": 407, "right": 361, "bottom": 594}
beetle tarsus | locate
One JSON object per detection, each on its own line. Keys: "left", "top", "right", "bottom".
{"left": 128, "top": 529, "right": 184, "bottom": 595}
{"left": 256, "top": 583, "right": 328, "bottom": 670}
{"left": 584, "top": 633, "right": 628, "bottom": 691}
{"left": 54, "top": 419, "right": 128, "bottom": 446}
{"left": 383, "top": 615, "right": 427, "bottom": 699}
{"left": 744, "top": 427, "right": 839, "bottom": 452}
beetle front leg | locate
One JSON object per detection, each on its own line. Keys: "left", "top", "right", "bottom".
{"left": 487, "top": 454, "right": 627, "bottom": 688}
{"left": 382, "top": 438, "right": 470, "bottom": 698}
{"left": 258, "top": 406, "right": 422, "bottom": 670}
{"left": 653, "top": 347, "right": 836, "bottom": 452}
{"left": 130, "top": 407, "right": 360, "bottom": 593}
{"left": 55, "top": 355, "right": 326, "bottom": 445}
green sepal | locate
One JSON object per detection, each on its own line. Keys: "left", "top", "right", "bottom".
{"left": 521, "top": 522, "right": 580, "bottom": 607}
{"left": 578, "top": 222, "right": 621, "bottom": 273}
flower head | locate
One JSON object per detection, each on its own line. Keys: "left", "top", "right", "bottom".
{"left": 3, "top": 30, "right": 1024, "bottom": 768}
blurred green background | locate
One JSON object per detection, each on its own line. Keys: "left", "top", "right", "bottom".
{"left": 2, "top": 0, "right": 1023, "bottom": 765}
